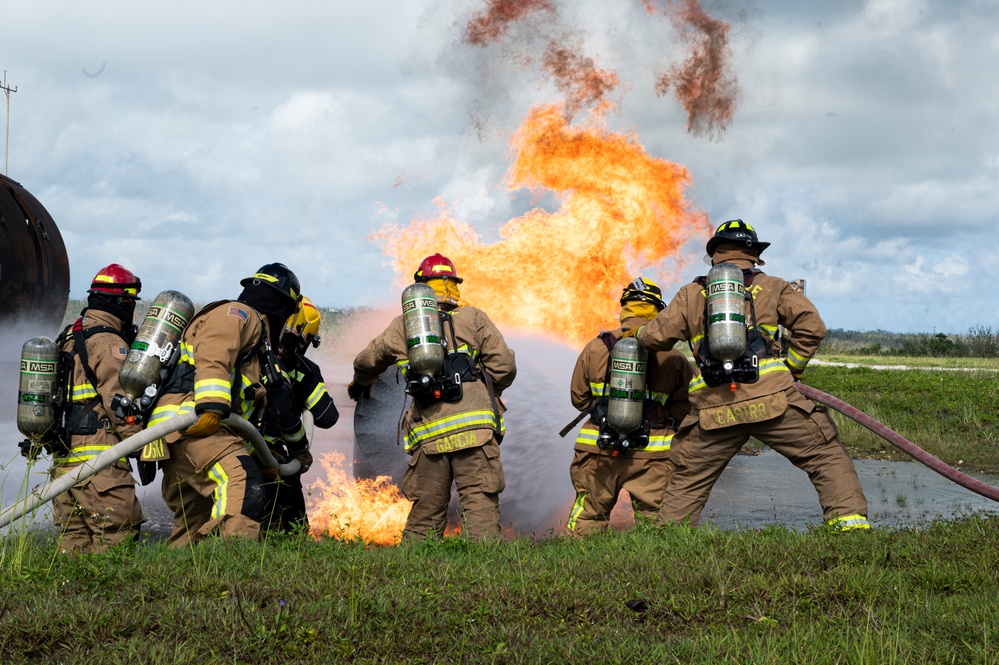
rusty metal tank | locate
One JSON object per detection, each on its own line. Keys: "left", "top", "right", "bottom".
{"left": 0, "top": 174, "right": 70, "bottom": 331}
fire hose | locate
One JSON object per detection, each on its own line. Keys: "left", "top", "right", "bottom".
{"left": 797, "top": 383, "right": 999, "bottom": 503}
{"left": 0, "top": 410, "right": 312, "bottom": 529}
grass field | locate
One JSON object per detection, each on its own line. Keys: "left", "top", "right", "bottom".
{"left": 2, "top": 517, "right": 998, "bottom": 664}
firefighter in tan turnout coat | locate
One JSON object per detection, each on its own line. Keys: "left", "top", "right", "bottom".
{"left": 145, "top": 263, "right": 308, "bottom": 545}
{"left": 635, "top": 220, "right": 870, "bottom": 530}
{"left": 567, "top": 278, "right": 693, "bottom": 534}
{"left": 349, "top": 253, "right": 517, "bottom": 541}
{"left": 50, "top": 264, "right": 145, "bottom": 553}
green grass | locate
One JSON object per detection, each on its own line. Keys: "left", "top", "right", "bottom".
{"left": 805, "top": 364, "right": 999, "bottom": 474}
{"left": 2, "top": 519, "right": 998, "bottom": 664}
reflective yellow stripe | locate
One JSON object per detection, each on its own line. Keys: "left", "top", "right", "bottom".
{"left": 786, "top": 347, "right": 809, "bottom": 370}
{"left": 70, "top": 384, "right": 97, "bottom": 401}
{"left": 645, "top": 434, "right": 673, "bottom": 452}
{"left": 208, "top": 462, "right": 230, "bottom": 519}
{"left": 589, "top": 382, "right": 608, "bottom": 398}
{"left": 575, "top": 428, "right": 672, "bottom": 451}
{"left": 688, "top": 357, "right": 789, "bottom": 393}
{"left": 575, "top": 428, "right": 600, "bottom": 447}
{"left": 756, "top": 324, "right": 779, "bottom": 337}
{"left": 305, "top": 382, "right": 327, "bottom": 410}
{"left": 148, "top": 401, "right": 195, "bottom": 427}
{"left": 54, "top": 444, "right": 126, "bottom": 464}
{"left": 759, "top": 357, "right": 790, "bottom": 377}
{"left": 195, "top": 378, "right": 232, "bottom": 403}
{"left": 404, "top": 410, "right": 502, "bottom": 451}
{"left": 647, "top": 390, "right": 668, "bottom": 406}
{"left": 567, "top": 492, "right": 587, "bottom": 531}
{"left": 827, "top": 514, "right": 871, "bottom": 531}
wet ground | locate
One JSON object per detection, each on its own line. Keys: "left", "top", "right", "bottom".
{"left": 3, "top": 331, "right": 998, "bottom": 540}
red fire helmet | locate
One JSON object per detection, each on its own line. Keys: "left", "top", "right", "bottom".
{"left": 413, "top": 253, "right": 463, "bottom": 283}
{"left": 88, "top": 263, "right": 141, "bottom": 299}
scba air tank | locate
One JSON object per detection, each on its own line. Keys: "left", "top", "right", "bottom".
{"left": 606, "top": 337, "right": 648, "bottom": 435}
{"left": 705, "top": 262, "right": 747, "bottom": 362}
{"left": 17, "top": 336, "right": 59, "bottom": 437}
{"left": 119, "top": 290, "right": 195, "bottom": 401}
{"left": 402, "top": 282, "right": 445, "bottom": 377}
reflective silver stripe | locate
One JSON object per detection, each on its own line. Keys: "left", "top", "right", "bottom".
{"left": 404, "top": 410, "right": 503, "bottom": 451}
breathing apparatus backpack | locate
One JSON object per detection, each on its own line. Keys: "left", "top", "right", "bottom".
{"left": 589, "top": 332, "right": 655, "bottom": 453}
{"left": 693, "top": 264, "right": 774, "bottom": 388}
{"left": 111, "top": 290, "right": 196, "bottom": 425}
{"left": 17, "top": 317, "right": 133, "bottom": 460}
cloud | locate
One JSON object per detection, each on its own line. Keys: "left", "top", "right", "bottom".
{"left": 2, "top": 0, "right": 997, "bottom": 333}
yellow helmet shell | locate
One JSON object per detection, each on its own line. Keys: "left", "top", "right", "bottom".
{"left": 286, "top": 296, "right": 321, "bottom": 344}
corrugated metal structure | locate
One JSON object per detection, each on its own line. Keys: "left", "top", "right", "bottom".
{"left": 0, "top": 174, "right": 69, "bottom": 330}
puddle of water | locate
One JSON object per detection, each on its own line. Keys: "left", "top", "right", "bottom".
{"left": 701, "top": 449, "right": 999, "bottom": 531}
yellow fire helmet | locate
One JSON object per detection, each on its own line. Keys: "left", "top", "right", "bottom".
{"left": 285, "top": 295, "right": 322, "bottom": 348}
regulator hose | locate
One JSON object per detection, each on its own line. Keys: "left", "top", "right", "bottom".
{"left": 0, "top": 412, "right": 302, "bottom": 529}
{"left": 796, "top": 383, "right": 999, "bottom": 503}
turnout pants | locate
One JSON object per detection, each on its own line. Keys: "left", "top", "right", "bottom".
{"left": 400, "top": 432, "right": 505, "bottom": 541}
{"left": 567, "top": 451, "right": 674, "bottom": 535}
{"left": 51, "top": 460, "right": 144, "bottom": 553}
{"left": 160, "top": 430, "right": 266, "bottom": 546}
{"left": 659, "top": 392, "right": 868, "bottom": 526}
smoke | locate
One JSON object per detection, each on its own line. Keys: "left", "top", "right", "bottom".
{"left": 540, "top": 41, "right": 621, "bottom": 117}
{"left": 457, "top": 0, "right": 739, "bottom": 134}
{"left": 464, "top": 0, "right": 556, "bottom": 46}
{"left": 650, "top": 0, "right": 741, "bottom": 139}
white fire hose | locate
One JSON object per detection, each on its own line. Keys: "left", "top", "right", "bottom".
{"left": 0, "top": 410, "right": 311, "bottom": 529}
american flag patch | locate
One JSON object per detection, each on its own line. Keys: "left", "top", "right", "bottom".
{"left": 227, "top": 306, "right": 249, "bottom": 322}
{"left": 111, "top": 346, "right": 128, "bottom": 360}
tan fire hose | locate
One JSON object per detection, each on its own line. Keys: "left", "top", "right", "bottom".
{"left": 0, "top": 411, "right": 308, "bottom": 529}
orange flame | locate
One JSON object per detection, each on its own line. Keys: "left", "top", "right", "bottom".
{"left": 307, "top": 452, "right": 411, "bottom": 546}
{"left": 373, "top": 104, "right": 710, "bottom": 346}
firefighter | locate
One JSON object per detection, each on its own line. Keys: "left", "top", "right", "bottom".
{"left": 144, "top": 263, "right": 308, "bottom": 545}
{"left": 348, "top": 253, "right": 517, "bottom": 541}
{"left": 631, "top": 220, "right": 870, "bottom": 530}
{"left": 259, "top": 296, "right": 339, "bottom": 532}
{"left": 566, "top": 278, "right": 693, "bottom": 535}
{"left": 49, "top": 264, "right": 146, "bottom": 553}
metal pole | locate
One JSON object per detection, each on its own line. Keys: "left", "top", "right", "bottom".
{"left": 2, "top": 70, "right": 16, "bottom": 176}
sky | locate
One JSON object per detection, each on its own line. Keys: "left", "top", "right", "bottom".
{"left": 3, "top": 0, "right": 999, "bottom": 334}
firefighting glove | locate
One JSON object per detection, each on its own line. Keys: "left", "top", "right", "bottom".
{"left": 619, "top": 326, "right": 643, "bottom": 340}
{"left": 266, "top": 378, "right": 301, "bottom": 433}
{"left": 183, "top": 410, "right": 223, "bottom": 437}
{"left": 287, "top": 446, "right": 314, "bottom": 474}
{"left": 347, "top": 380, "right": 372, "bottom": 401}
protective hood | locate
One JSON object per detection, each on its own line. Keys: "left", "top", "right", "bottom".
{"left": 425, "top": 277, "right": 465, "bottom": 311}
{"left": 620, "top": 301, "right": 660, "bottom": 323}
